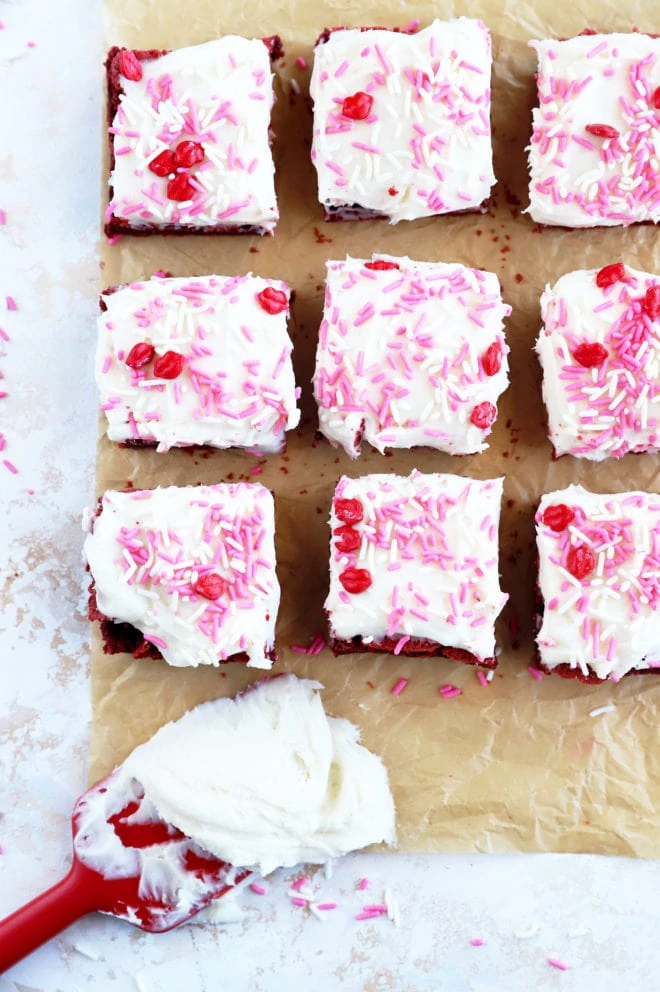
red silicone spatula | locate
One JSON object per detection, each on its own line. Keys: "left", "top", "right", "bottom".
{"left": 0, "top": 767, "right": 251, "bottom": 974}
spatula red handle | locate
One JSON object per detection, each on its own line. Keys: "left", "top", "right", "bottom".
{"left": 0, "top": 856, "right": 99, "bottom": 974}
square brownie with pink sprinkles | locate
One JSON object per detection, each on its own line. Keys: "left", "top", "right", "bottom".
{"left": 314, "top": 255, "right": 510, "bottom": 457}
{"left": 84, "top": 484, "right": 280, "bottom": 669}
{"left": 536, "top": 263, "right": 660, "bottom": 459}
{"left": 528, "top": 32, "right": 660, "bottom": 227}
{"left": 325, "top": 471, "right": 508, "bottom": 667}
{"left": 105, "top": 36, "right": 282, "bottom": 236}
{"left": 310, "top": 19, "right": 495, "bottom": 222}
{"left": 97, "top": 273, "right": 300, "bottom": 453}
{"left": 536, "top": 485, "right": 660, "bottom": 682}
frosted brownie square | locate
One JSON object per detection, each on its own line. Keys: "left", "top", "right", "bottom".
{"left": 536, "top": 484, "right": 660, "bottom": 682}
{"left": 310, "top": 19, "right": 495, "bottom": 222}
{"left": 536, "top": 263, "right": 660, "bottom": 459}
{"left": 326, "top": 472, "right": 508, "bottom": 667}
{"left": 84, "top": 484, "right": 279, "bottom": 669}
{"left": 98, "top": 274, "right": 299, "bottom": 453}
{"left": 105, "top": 36, "right": 282, "bottom": 235}
{"left": 314, "top": 255, "right": 510, "bottom": 457}
{"left": 528, "top": 32, "right": 660, "bottom": 227}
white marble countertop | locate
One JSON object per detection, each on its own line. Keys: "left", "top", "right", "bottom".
{"left": 1, "top": 1, "right": 660, "bottom": 989}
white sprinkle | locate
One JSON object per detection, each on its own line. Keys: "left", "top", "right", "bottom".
{"left": 72, "top": 941, "right": 101, "bottom": 961}
{"left": 589, "top": 705, "right": 615, "bottom": 718}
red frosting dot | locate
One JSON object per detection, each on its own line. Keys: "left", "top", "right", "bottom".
{"left": 643, "top": 284, "right": 660, "bottom": 320}
{"left": 339, "top": 567, "right": 372, "bottom": 594}
{"left": 118, "top": 50, "right": 143, "bottom": 82}
{"left": 585, "top": 123, "right": 619, "bottom": 139}
{"left": 566, "top": 544, "right": 596, "bottom": 581}
{"left": 364, "top": 260, "right": 400, "bottom": 271}
{"left": 334, "top": 497, "right": 363, "bottom": 525}
{"left": 573, "top": 342, "right": 608, "bottom": 368}
{"left": 194, "top": 573, "right": 226, "bottom": 601}
{"left": 125, "top": 341, "right": 155, "bottom": 370}
{"left": 153, "top": 351, "right": 184, "bottom": 379}
{"left": 174, "top": 141, "right": 205, "bottom": 168}
{"left": 482, "top": 341, "right": 502, "bottom": 376}
{"left": 166, "top": 174, "right": 196, "bottom": 201}
{"left": 148, "top": 150, "right": 176, "bottom": 177}
{"left": 596, "top": 262, "right": 625, "bottom": 288}
{"left": 653, "top": 86, "right": 660, "bottom": 110}
{"left": 470, "top": 402, "right": 497, "bottom": 430}
{"left": 542, "top": 504, "right": 575, "bottom": 532}
{"left": 334, "top": 525, "right": 361, "bottom": 553}
{"left": 341, "top": 91, "right": 373, "bottom": 120}
{"left": 388, "top": 187, "right": 399, "bottom": 196}
{"left": 256, "top": 287, "right": 289, "bottom": 315}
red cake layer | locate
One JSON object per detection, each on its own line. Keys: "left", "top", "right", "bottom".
{"left": 328, "top": 630, "right": 496, "bottom": 669}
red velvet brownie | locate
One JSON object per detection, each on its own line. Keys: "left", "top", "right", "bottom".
{"left": 325, "top": 471, "right": 508, "bottom": 667}
{"left": 84, "top": 484, "right": 279, "bottom": 669}
{"left": 97, "top": 273, "right": 299, "bottom": 453}
{"left": 536, "top": 485, "right": 660, "bottom": 682}
{"left": 310, "top": 19, "right": 495, "bottom": 222}
{"left": 105, "top": 36, "right": 283, "bottom": 236}
{"left": 528, "top": 32, "right": 660, "bottom": 226}
{"left": 536, "top": 263, "right": 660, "bottom": 459}
{"left": 314, "top": 255, "right": 510, "bottom": 457}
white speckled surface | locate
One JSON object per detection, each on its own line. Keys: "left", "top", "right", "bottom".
{"left": 2, "top": 2, "right": 660, "bottom": 990}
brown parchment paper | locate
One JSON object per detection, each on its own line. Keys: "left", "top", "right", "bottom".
{"left": 93, "top": 0, "right": 660, "bottom": 857}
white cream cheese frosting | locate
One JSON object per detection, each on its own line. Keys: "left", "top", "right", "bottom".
{"left": 326, "top": 471, "right": 508, "bottom": 663}
{"left": 84, "top": 484, "right": 279, "bottom": 669}
{"left": 110, "top": 676, "right": 396, "bottom": 876}
{"left": 527, "top": 33, "right": 660, "bottom": 227}
{"left": 536, "top": 485, "right": 660, "bottom": 680}
{"left": 310, "top": 20, "right": 495, "bottom": 222}
{"left": 108, "top": 37, "right": 278, "bottom": 232}
{"left": 314, "top": 255, "right": 510, "bottom": 457}
{"left": 97, "top": 274, "right": 300, "bottom": 453}
{"left": 536, "top": 265, "right": 660, "bottom": 459}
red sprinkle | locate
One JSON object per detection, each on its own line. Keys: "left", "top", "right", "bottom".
{"left": 341, "top": 91, "right": 373, "bottom": 120}
{"left": 642, "top": 284, "right": 660, "bottom": 320}
{"left": 334, "top": 524, "right": 361, "bottom": 553}
{"left": 125, "top": 341, "right": 155, "bottom": 370}
{"left": 334, "top": 497, "right": 363, "bottom": 524}
{"left": 194, "top": 573, "right": 226, "bottom": 600}
{"left": 174, "top": 140, "right": 205, "bottom": 168}
{"left": 364, "top": 260, "right": 400, "bottom": 271}
{"left": 542, "top": 504, "right": 575, "bottom": 532}
{"left": 148, "top": 150, "right": 176, "bottom": 177}
{"left": 470, "top": 401, "right": 497, "bottom": 430}
{"left": 166, "top": 174, "right": 196, "bottom": 201}
{"left": 339, "top": 567, "right": 372, "bottom": 594}
{"left": 482, "top": 341, "right": 502, "bottom": 376}
{"left": 653, "top": 86, "right": 660, "bottom": 109}
{"left": 585, "top": 123, "right": 619, "bottom": 139}
{"left": 566, "top": 544, "right": 596, "bottom": 581}
{"left": 256, "top": 287, "right": 289, "bottom": 315}
{"left": 153, "top": 350, "right": 184, "bottom": 379}
{"left": 118, "top": 50, "right": 143, "bottom": 82}
{"left": 573, "top": 342, "right": 608, "bottom": 368}
{"left": 596, "top": 262, "right": 625, "bottom": 288}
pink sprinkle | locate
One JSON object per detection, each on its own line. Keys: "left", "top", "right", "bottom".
{"left": 358, "top": 877, "right": 369, "bottom": 891}
{"left": 27, "top": 40, "right": 37, "bottom": 48}
{"left": 316, "top": 902, "right": 337, "bottom": 911}
{"left": 355, "top": 911, "right": 382, "bottom": 921}
{"left": 291, "top": 876, "right": 309, "bottom": 892}
{"left": 296, "top": 55, "right": 308, "bottom": 69}
{"left": 5, "top": 296, "right": 17, "bottom": 311}
{"left": 3, "top": 459, "right": 18, "bottom": 475}
{"left": 291, "top": 897, "right": 307, "bottom": 908}
{"left": 528, "top": 665, "right": 544, "bottom": 681}
{"left": 476, "top": 670, "right": 489, "bottom": 688}
{"left": 471, "top": 938, "right": 485, "bottom": 947}
{"left": 250, "top": 882, "right": 267, "bottom": 895}
{"left": 0, "top": 209, "right": 6, "bottom": 225}
{"left": 363, "top": 904, "right": 387, "bottom": 913}
{"left": 107, "top": 234, "right": 122, "bottom": 245}
{"left": 0, "top": 327, "right": 8, "bottom": 342}
{"left": 393, "top": 635, "right": 410, "bottom": 656}
{"left": 391, "top": 677, "right": 408, "bottom": 696}
{"left": 250, "top": 465, "right": 262, "bottom": 475}
{"left": 548, "top": 958, "right": 569, "bottom": 971}
{"left": 439, "top": 684, "right": 462, "bottom": 699}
